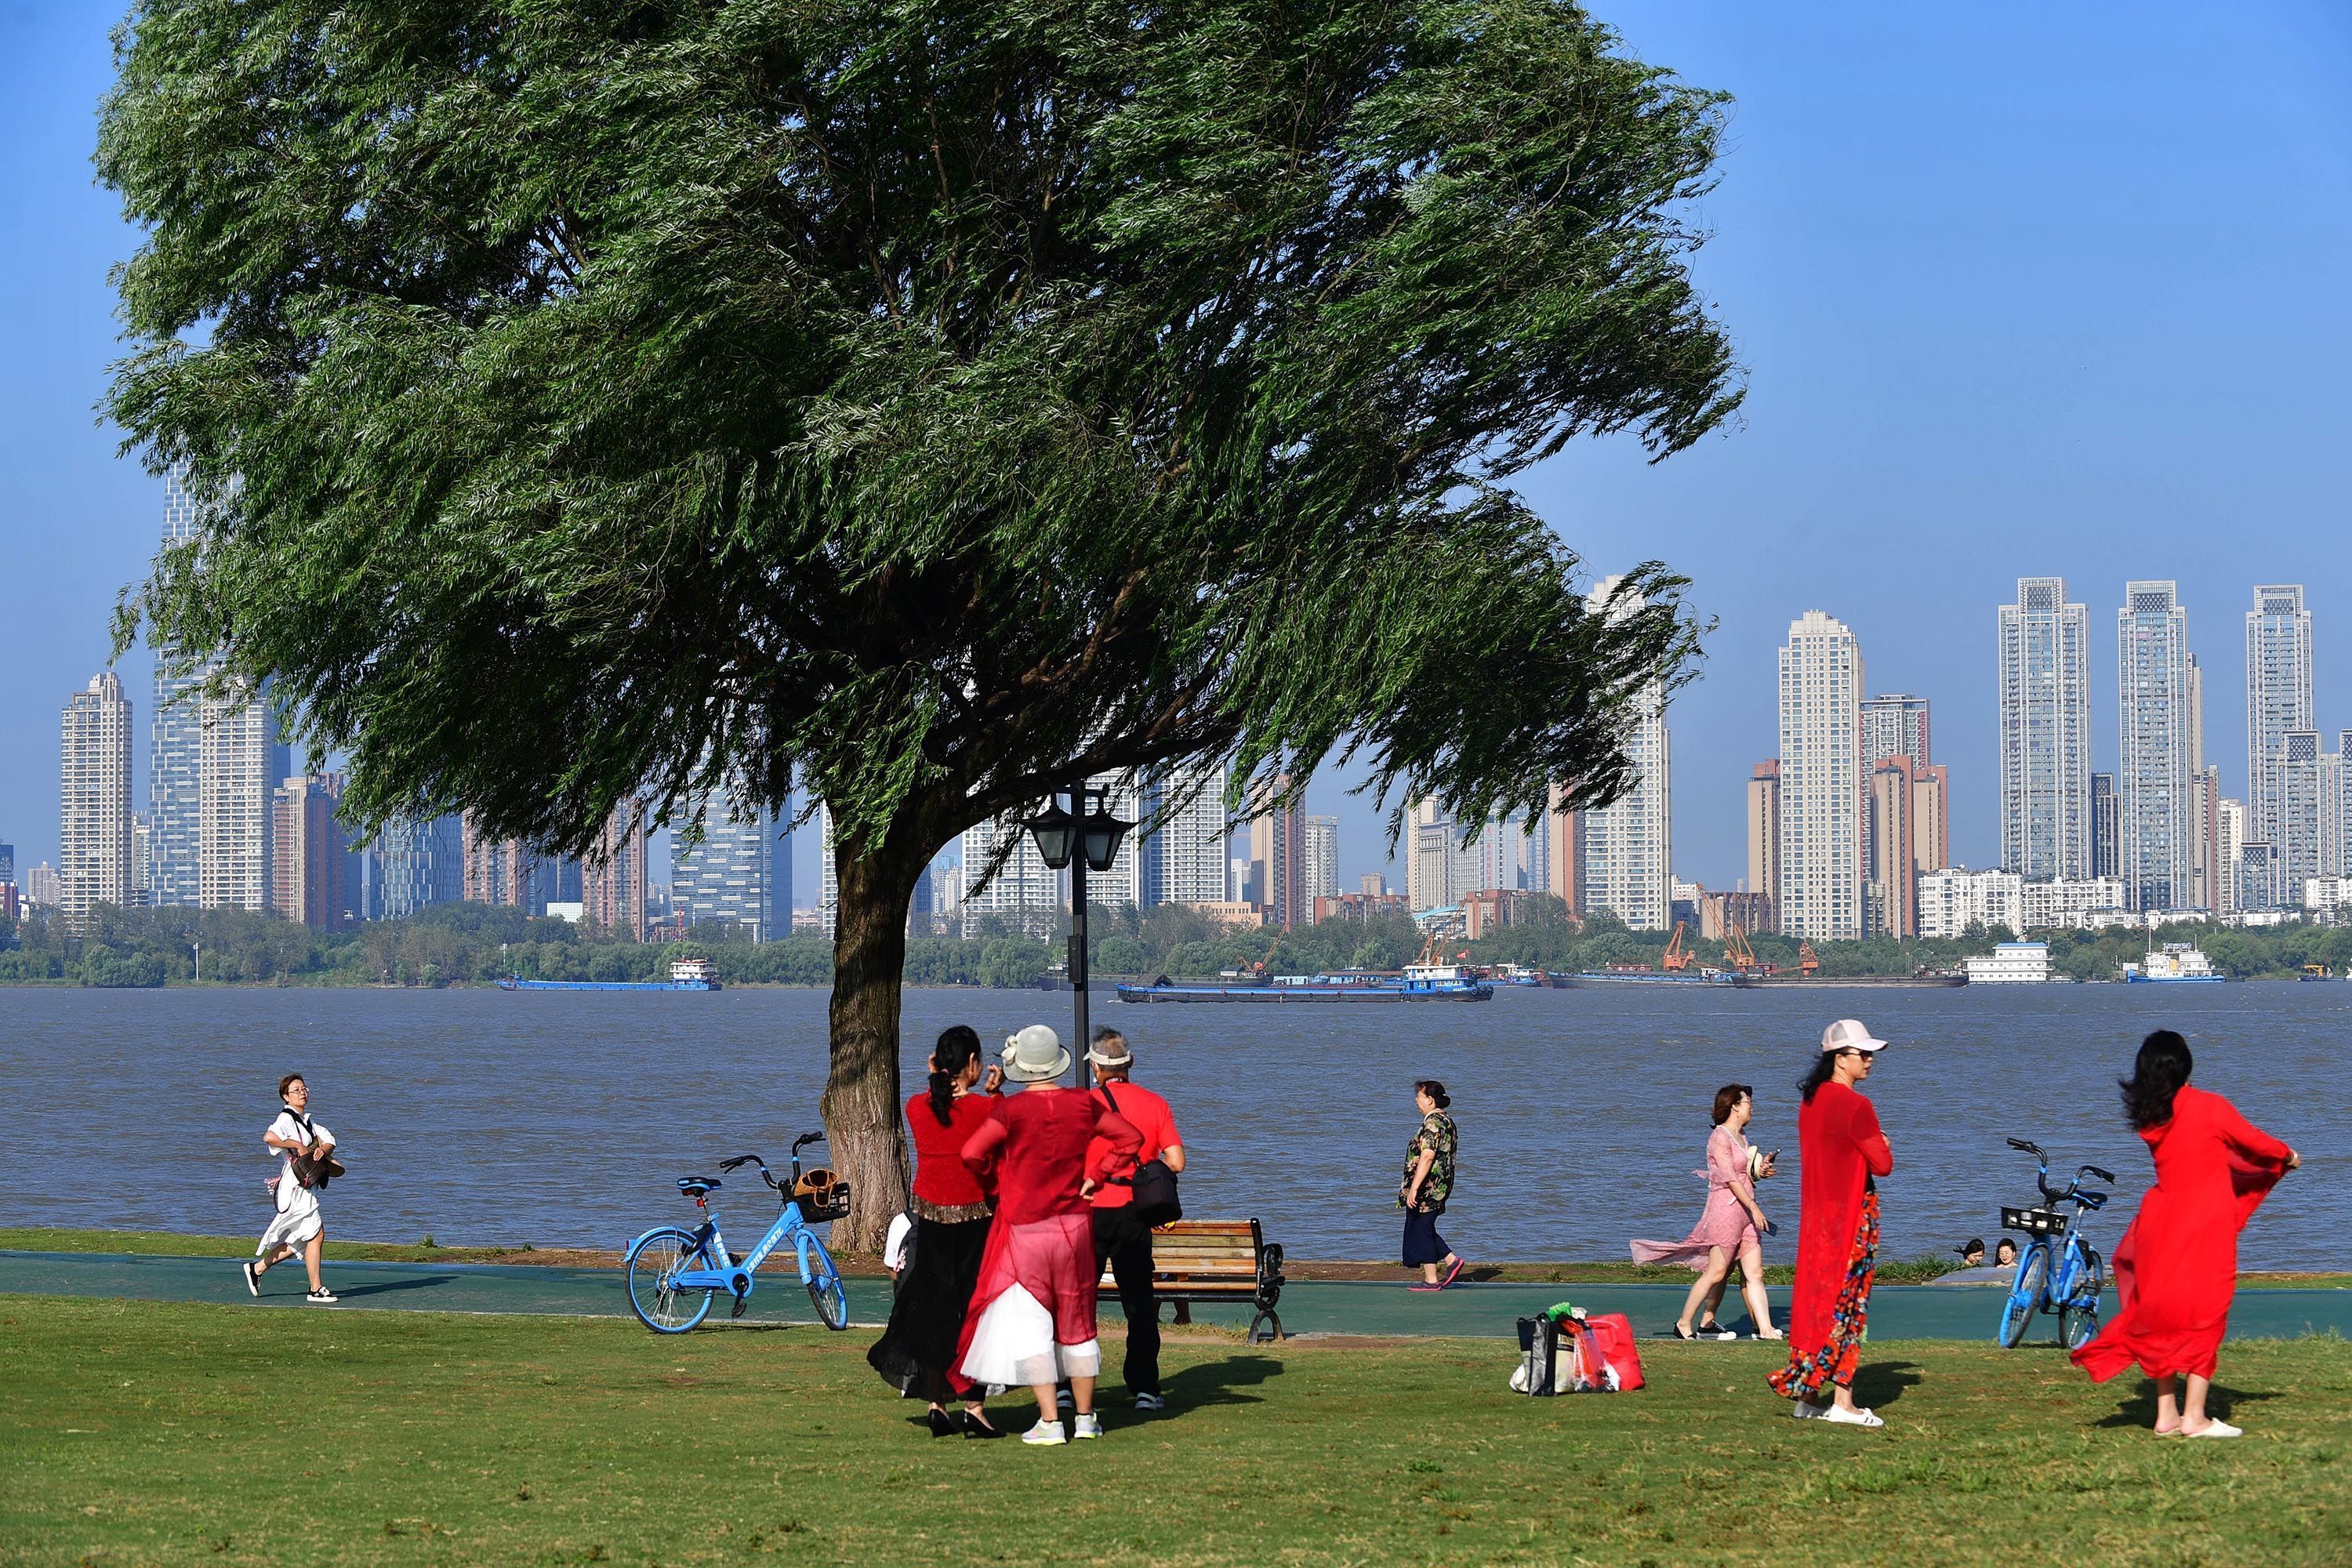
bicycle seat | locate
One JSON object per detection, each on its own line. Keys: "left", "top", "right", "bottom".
{"left": 677, "top": 1176, "right": 724, "bottom": 1198}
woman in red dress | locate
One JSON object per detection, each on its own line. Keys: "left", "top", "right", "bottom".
{"left": 955, "top": 1025, "right": 1141, "bottom": 1447}
{"left": 1768, "top": 1019, "right": 1895, "bottom": 1428}
{"left": 2072, "top": 1030, "right": 2300, "bottom": 1438}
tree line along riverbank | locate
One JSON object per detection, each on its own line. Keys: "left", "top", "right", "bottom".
{"left": 4, "top": 898, "right": 2348, "bottom": 988}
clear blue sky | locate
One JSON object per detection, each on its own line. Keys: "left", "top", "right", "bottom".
{"left": 5, "top": 2, "right": 2350, "bottom": 906}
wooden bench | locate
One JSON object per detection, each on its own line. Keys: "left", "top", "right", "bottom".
{"left": 1100, "top": 1218, "right": 1287, "bottom": 1342}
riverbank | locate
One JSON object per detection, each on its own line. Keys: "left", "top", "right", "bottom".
{"left": 5, "top": 1294, "right": 2347, "bottom": 1567}
{"left": 11, "top": 1228, "right": 2347, "bottom": 1290}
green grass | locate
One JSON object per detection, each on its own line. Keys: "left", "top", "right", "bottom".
{"left": 3, "top": 1295, "right": 2347, "bottom": 1566}
{"left": 0, "top": 1228, "right": 546, "bottom": 1266}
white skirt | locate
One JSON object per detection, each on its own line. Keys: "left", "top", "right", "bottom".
{"left": 258, "top": 1175, "right": 322, "bottom": 1255}
{"left": 957, "top": 1285, "right": 1102, "bottom": 1388}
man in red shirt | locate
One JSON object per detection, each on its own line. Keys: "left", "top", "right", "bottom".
{"left": 1085, "top": 1028, "right": 1185, "bottom": 1411}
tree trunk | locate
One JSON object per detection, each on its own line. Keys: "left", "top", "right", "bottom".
{"left": 822, "top": 833, "right": 928, "bottom": 1253}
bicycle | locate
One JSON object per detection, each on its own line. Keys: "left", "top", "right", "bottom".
{"left": 622, "top": 1131, "right": 852, "bottom": 1334}
{"left": 1995, "top": 1137, "right": 2115, "bottom": 1351}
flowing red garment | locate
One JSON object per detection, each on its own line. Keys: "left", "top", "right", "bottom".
{"left": 2072, "top": 1084, "right": 2291, "bottom": 1384}
{"left": 951, "top": 1086, "right": 1138, "bottom": 1390}
{"left": 1781, "top": 1081, "right": 1893, "bottom": 1373}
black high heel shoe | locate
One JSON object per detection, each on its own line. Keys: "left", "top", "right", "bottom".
{"left": 926, "top": 1406, "right": 956, "bottom": 1438}
{"left": 959, "top": 1410, "right": 1007, "bottom": 1440}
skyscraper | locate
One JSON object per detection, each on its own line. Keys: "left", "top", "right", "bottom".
{"left": 2246, "top": 585, "right": 2314, "bottom": 852}
{"left": 1303, "top": 815, "right": 1339, "bottom": 903}
{"left": 1859, "top": 694, "right": 1930, "bottom": 772}
{"left": 582, "top": 800, "right": 648, "bottom": 941}
{"left": 460, "top": 815, "right": 532, "bottom": 907}
{"left": 2279, "top": 731, "right": 2325, "bottom": 894}
{"left": 959, "top": 808, "right": 1060, "bottom": 935}
{"left": 368, "top": 815, "right": 463, "bottom": 919}
{"left": 1777, "top": 611, "right": 1864, "bottom": 940}
{"left": 1744, "top": 762, "right": 1780, "bottom": 931}
{"left": 1998, "top": 578, "right": 2093, "bottom": 882}
{"left": 2089, "top": 772, "right": 2118, "bottom": 880}
{"left": 270, "top": 774, "right": 350, "bottom": 929}
{"left": 1573, "top": 579, "right": 1672, "bottom": 931}
{"left": 1139, "top": 762, "right": 1229, "bottom": 906}
{"left": 2117, "top": 581, "right": 2194, "bottom": 912}
{"left": 60, "top": 671, "right": 134, "bottom": 927}
{"left": 1858, "top": 693, "right": 1931, "bottom": 939}
{"left": 2216, "top": 796, "right": 2245, "bottom": 916}
{"left": 1246, "top": 775, "right": 1306, "bottom": 927}
{"left": 150, "top": 466, "right": 206, "bottom": 906}
{"left": 195, "top": 677, "right": 288, "bottom": 912}
{"left": 670, "top": 798, "right": 791, "bottom": 941}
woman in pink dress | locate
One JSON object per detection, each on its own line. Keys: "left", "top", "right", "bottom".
{"left": 1632, "top": 1083, "right": 1781, "bottom": 1341}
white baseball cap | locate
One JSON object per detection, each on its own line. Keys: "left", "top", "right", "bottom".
{"left": 1820, "top": 1018, "right": 1889, "bottom": 1054}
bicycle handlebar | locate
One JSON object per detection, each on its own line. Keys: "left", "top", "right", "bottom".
{"left": 2082, "top": 1164, "right": 2118, "bottom": 1184}
{"left": 2006, "top": 1138, "right": 2044, "bottom": 1156}
{"left": 718, "top": 1153, "right": 786, "bottom": 1191}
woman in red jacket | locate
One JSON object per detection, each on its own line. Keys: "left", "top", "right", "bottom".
{"left": 2072, "top": 1030, "right": 2299, "bottom": 1437}
{"left": 955, "top": 1025, "right": 1141, "bottom": 1447}
{"left": 1769, "top": 1019, "right": 1895, "bottom": 1428}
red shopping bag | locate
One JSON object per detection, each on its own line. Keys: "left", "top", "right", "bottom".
{"left": 1563, "top": 1312, "right": 1646, "bottom": 1392}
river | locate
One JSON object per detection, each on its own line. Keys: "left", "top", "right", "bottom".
{"left": 1, "top": 982, "right": 2340, "bottom": 1269}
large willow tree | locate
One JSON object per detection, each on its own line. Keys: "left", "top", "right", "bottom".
{"left": 103, "top": 0, "right": 1740, "bottom": 1242}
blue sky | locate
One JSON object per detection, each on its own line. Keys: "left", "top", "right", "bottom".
{"left": 4, "top": 2, "right": 2350, "bottom": 905}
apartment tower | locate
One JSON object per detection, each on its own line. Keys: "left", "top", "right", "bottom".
{"left": 1998, "top": 578, "right": 2093, "bottom": 882}
{"left": 150, "top": 466, "right": 206, "bottom": 906}
{"left": 270, "top": 774, "right": 350, "bottom": 929}
{"left": 60, "top": 671, "right": 135, "bottom": 927}
{"left": 1140, "top": 762, "right": 1231, "bottom": 906}
{"left": 2118, "top": 582, "right": 2194, "bottom": 912}
{"left": 1777, "top": 611, "right": 1864, "bottom": 940}
{"left": 2246, "top": 586, "right": 2314, "bottom": 855}
{"left": 1745, "top": 762, "right": 1780, "bottom": 933}
{"left": 1570, "top": 580, "right": 1673, "bottom": 931}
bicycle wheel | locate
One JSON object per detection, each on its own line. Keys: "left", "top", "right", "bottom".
{"left": 804, "top": 1238, "right": 850, "bottom": 1330}
{"left": 625, "top": 1227, "right": 715, "bottom": 1334}
{"left": 1998, "top": 1246, "right": 2047, "bottom": 1348}
{"left": 2060, "top": 1304, "right": 2101, "bottom": 1352}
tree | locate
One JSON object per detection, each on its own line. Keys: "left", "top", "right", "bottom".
{"left": 102, "top": 0, "right": 1739, "bottom": 1243}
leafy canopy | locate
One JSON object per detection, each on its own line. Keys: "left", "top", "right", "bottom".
{"left": 103, "top": 0, "right": 1739, "bottom": 857}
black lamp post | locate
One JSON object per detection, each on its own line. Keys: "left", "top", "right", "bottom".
{"left": 1025, "top": 783, "right": 1134, "bottom": 1087}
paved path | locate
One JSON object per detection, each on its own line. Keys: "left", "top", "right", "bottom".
{"left": 6, "top": 1250, "right": 2350, "bottom": 1345}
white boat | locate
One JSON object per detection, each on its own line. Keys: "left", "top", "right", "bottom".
{"left": 2122, "top": 943, "right": 2224, "bottom": 984}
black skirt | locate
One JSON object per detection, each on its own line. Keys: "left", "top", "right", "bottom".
{"left": 866, "top": 1214, "right": 992, "bottom": 1396}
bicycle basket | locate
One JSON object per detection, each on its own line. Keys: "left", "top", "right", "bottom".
{"left": 2000, "top": 1206, "right": 2069, "bottom": 1236}
{"left": 793, "top": 1169, "right": 851, "bottom": 1223}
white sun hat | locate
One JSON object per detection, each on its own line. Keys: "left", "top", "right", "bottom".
{"left": 1001, "top": 1024, "right": 1073, "bottom": 1083}
{"left": 1820, "top": 1018, "right": 1889, "bottom": 1054}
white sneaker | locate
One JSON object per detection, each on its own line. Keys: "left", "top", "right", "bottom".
{"left": 305, "top": 1287, "right": 339, "bottom": 1305}
{"left": 1072, "top": 1414, "right": 1102, "bottom": 1439}
{"left": 2186, "top": 1420, "right": 2242, "bottom": 1439}
{"left": 1792, "top": 1399, "right": 1827, "bottom": 1419}
{"left": 1134, "top": 1392, "right": 1166, "bottom": 1412}
{"left": 1022, "top": 1420, "right": 1067, "bottom": 1446}
{"left": 241, "top": 1261, "right": 261, "bottom": 1298}
{"left": 1820, "top": 1404, "right": 1884, "bottom": 1428}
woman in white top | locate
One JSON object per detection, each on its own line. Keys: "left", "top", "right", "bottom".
{"left": 242, "top": 1073, "right": 339, "bottom": 1303}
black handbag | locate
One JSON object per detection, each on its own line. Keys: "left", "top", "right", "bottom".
{"left": 1099, "top": 1083, "right": 1182, "bottom": 1227}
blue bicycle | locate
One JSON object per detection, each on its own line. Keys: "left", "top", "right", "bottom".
{"left": 1996, "top": 1138, "right": 2115, "bottom": 1351}
{"left": 622, "top": 1132, "right": 851, "bottom": 1334}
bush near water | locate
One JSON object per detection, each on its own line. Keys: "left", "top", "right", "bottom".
{"left": 5, "top": 898, "right": 2350, "bottom": 989}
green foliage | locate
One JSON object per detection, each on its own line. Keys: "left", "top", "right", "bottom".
{"left": 100, "top": 0, "right": 1737, "bottom": 869}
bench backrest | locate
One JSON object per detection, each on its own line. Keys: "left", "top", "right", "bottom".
{"left": 1099, "top": 1218, "right": 1265, "bottom": 1288}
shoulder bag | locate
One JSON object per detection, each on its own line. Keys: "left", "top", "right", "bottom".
{"left": 1098, "top": 1082, "right": 1182, "bottom": 1227}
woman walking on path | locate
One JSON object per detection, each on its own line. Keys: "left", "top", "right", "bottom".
{"left": 2071, "top": 1030, "right": 2300, "bottom": 1438}
{"left": 241, "top": 1073, "right": 339, "bottom": 1304}
{"left": 1632, "top": 1084, "right": 1780, "bottom": 1340}
{"left": 1768, "top": 1021, "right": 1893, "bottom": 1427}
{"left": 867, "top": 1026, "right": 1007, "bottom": 1438}
{"left": 1399, "top": 1080, "right": 1465, "bottom": 1290}
{"left": 955, "top": 1026, "right": 1141, "bottom": 1446}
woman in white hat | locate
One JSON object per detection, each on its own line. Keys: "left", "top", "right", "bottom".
{"left": 1768, "top": 1020, "right": 1894, "bottom": 1427}
{"left": 953, "top": 1025, "right": 1142, "bottom": 1446}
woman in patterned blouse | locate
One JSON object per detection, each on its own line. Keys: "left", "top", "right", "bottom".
{"left": 1399, "top": 1080, "right": 1465, "bottom": 1290}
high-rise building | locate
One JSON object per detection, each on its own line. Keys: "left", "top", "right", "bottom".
{"left": 670, "top": 798, "right": 791, "bottom": 941}
{"left": 1246, "top": 775, "right": 1306, "bottom": 927}
{"left": 2190, "top": 766, "right": 2223, "bottom": 913}
{"left": 27, "top": 863, "right": 64, "bottom": 908}
{"left": 150, "top": 466, "right": 206, "bottom": 907}
{"left": 2216, "top": 797, "right": 2245, "bottom": 916}
{"left": 460, "top": 815, "right": 532, "bottom": 907}
{"left": 2246, "top": 585, "right": 2314, "bottom": 852}
{"left": 198, "top": 678, "right": 288, "bottom": 911}
{"left": 1744, "top": 762, "right": 1780, "bottom": 931}
{"left": 60, "top": 671, "right": 135, "bottom": 927}
{"left": 816, "top": 800, "right": 840, "bottom": 937}
{"left": 959, "top": 808, "right": 1060, "bottom": 935}
{"left": 0, "top": 840, "right": 15, "bottom": 887}
{"left": 1570, "top": 578, "right": 1672, "bottom": 931}
{"left": 1139, "top": 763, "right": 1229, "bottom": 906}
{"left": 368, "top": 815, "right": 463, "bottom": 919}
{"left": 270, "top": 774, "right": 350, "bottom": 929}
{"left": 1911, "top": 764, "right": 1950, "bottom": 885}
{"left": 1998, "top": 578, "right": 2093, "bottom": 882}
{"left": 1777, "top": 610, "right": 1864, "bottom": 940}
{"left": 1303, "top": 815, "right": 1339, "bottom": 904}
{"left": 1085, "top": 773, "right": 1144, "bottom": 909}
{"left": 2089, "top": 772, "right": 2118, "bottom": 880}
{"left": 2280, "top": 731, "right": 2326, "bottom": 894}
{"left": 129, "top": 813, "right": 153, "bottom": 907}
{"left": 1860, "top": 695, "right": 1931, "bottom": 772}
{"left": 1544, "top": 784, "right": 1580, "bottom": 913}
{"left": 2117, "top": 582, "right": 2194, "bottom": 912}
{"left": 2187, "top": 653, "right": 2207, "bottom": 775}
{"left": 582, "top": 800, "right": 648, "bottom": 941}
{"left": 1864, "top": 755, "right": 1917, "bottom": 938}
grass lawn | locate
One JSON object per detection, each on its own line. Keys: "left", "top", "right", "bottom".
{"left": 3, "top": 1296, "right": 2347, "bottom": 1566}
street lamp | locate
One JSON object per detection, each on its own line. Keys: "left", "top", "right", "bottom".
{"left": 1025, "top": 783, "right": 1134, "bottom": 1086}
